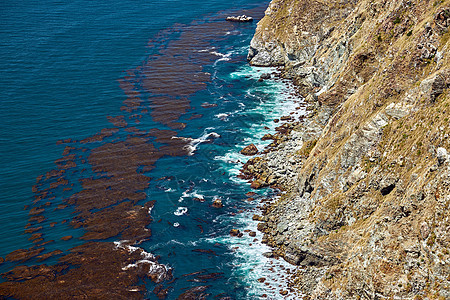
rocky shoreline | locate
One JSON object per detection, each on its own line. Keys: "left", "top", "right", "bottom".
{"left": 243, "top": 0, "right": 450, "bottom": 298}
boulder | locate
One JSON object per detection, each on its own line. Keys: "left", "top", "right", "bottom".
{"left": 251, "top": 179, "right": 267, "bottom": 189}
{"left": 261, "top": 133, "right": 275, "bottom": 141}
{"left": 252, "top": 214, "right": 263, "bottom": 221}
{"left": 437, "top": 147, "right": 448, "bottom": 165}
{"left": 229, "top": 229, "right": 241, "bottom": 237}
{"left": 240, "top": 144, "right": 258, "bottom": 156}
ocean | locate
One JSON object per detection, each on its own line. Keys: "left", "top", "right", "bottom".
{"left": 0, "top": 1, "right": 305, "bottom": 298}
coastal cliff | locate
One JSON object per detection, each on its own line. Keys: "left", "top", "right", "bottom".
{"left": 245, "top": 0, "right": 450, "bottom": 298}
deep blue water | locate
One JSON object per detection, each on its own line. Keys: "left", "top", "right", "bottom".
{"left": 0, "top": 1, "right": 305, "bottom": 298}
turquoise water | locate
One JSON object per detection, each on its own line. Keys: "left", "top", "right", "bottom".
{"left": 0, "top": 1, "right": 305, "bottom": 298}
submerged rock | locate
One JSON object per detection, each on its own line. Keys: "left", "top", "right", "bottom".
{"left": 212, "top": 199, "right": 224, "bottom": 208}
{"left": 258, "top": 73, "right": 272, "bottom": 81}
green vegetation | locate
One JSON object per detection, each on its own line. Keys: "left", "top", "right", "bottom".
{"left": 298, "top": 139, "right": 317, "bottom": 157}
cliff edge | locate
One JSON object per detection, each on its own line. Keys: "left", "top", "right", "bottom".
{"left": 246, "top": 0, "right": 450, "bottom": 298}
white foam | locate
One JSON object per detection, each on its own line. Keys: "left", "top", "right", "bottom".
{"left": 206, "top": 64, "right": 308, "bottom": 297}
{"left": 197, "top": 47, "right": 216, "bottom": 53}
{"left": 208, "top": 132, "right": 221, "bottom": 138}
{"left": 173, "top": 127, "right": 220, "bottom": 156}
{"left": 210, "top": 51, "right": 231, "bottom": 62}
{"left": 113, "top": 240, "right": 171, "bottom": 283}
{"left": 178, "top": 188, "right": 205, "bottom": 203}
{"left": 215, "top": 113, "right": 229, "bottom": 121}
{"left": 174, "top": 206, "right": 188, "bottom": 216}
{"left": 206, "top": 209, "right": 303, "bottom": 299}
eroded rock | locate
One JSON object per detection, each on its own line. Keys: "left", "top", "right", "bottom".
{"left": 240, "top": 144, "right": 259, "bottom": 156}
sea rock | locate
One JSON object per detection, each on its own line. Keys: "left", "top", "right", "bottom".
{"left": 212, "top": 199, "right": 224, "bottom": 208}
{"left": 177, "top": 286, "right": 210, "bottom": 300}
{"left": 252, "top": 214, "right": 263, "bottom": 221}
{"left": 261, "top": 133, "right": 275, "bottom": 141}
{"left": 229, "top": 229, "right": 241, "bottom": 237}
{"left": 251, "top": 179, "right": 267, "bottom": 189}
{"left": 258, "top": 73, "right": 271, "bottom": 81}
{"left": 240, "top": 144, "right": 259, "bottom": 156}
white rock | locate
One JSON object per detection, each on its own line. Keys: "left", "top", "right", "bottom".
{"left": 437, "top": 147, "right": 448, "bottom": 165}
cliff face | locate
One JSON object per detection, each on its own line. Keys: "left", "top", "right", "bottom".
{"left": 246, "top": 0, "right": 450, "bottom": 298}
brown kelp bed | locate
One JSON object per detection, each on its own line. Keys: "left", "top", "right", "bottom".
{"left": 0, "top": 6, "right": 266, "bottom": 299}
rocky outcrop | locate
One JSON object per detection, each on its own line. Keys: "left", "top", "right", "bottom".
{"left": 247, "top": 0, "right": 450, "bottom": 298}
{"left": 240, "top": 143, "right": 259, "bottom": 156}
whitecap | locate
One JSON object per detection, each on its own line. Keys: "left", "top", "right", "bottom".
{"left": 178, "top": 187, "right": 205, "bottom": 203}
{"left": 197, "top": 47, "right": 216, "bottom": 53}
{"left": 174, "top": 207, "right": 188, "bottom": 216}
{"left": 204, "top": 208, "right": 304, "bottom": 299}
{"left": 173, "top": 128, "right": 220, "bottom": 156}
{"left": 210, "top": 51, "right": 232, "bottom": 62}
{"left": 113, "top": 240, "right": 171, "bottom": 283}
{"left": 215, "top": 113, "right": 229, "bottom": 121}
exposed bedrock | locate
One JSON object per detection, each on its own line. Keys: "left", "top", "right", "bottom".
{"left": 246, "top": 0, "right": 450, "bottom": 298}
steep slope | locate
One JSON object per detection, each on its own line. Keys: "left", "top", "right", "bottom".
{"left": 245, "top": 0, "right": 450, "bottom": 298}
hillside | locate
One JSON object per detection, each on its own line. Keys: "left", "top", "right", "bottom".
{"left": 245, "top": 0, "right": 450, "bottom": 298}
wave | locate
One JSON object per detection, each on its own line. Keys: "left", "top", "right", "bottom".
{"left": 174, "top": 206, "right": 188, "bottom": 216}
{"left": 205, "top": 209, "right": 303, "bottom": 299}
{"left": 215, "top": 113, "right": 229, "bottom": 121}
{"left": 210, "top": 51, "right": 232, "bottom": 62}
{"left": 172, "top": 127, "right": 220, "bottom": 156}
{"left": 114, "top": 240, "right": 171, "bottom": 283}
